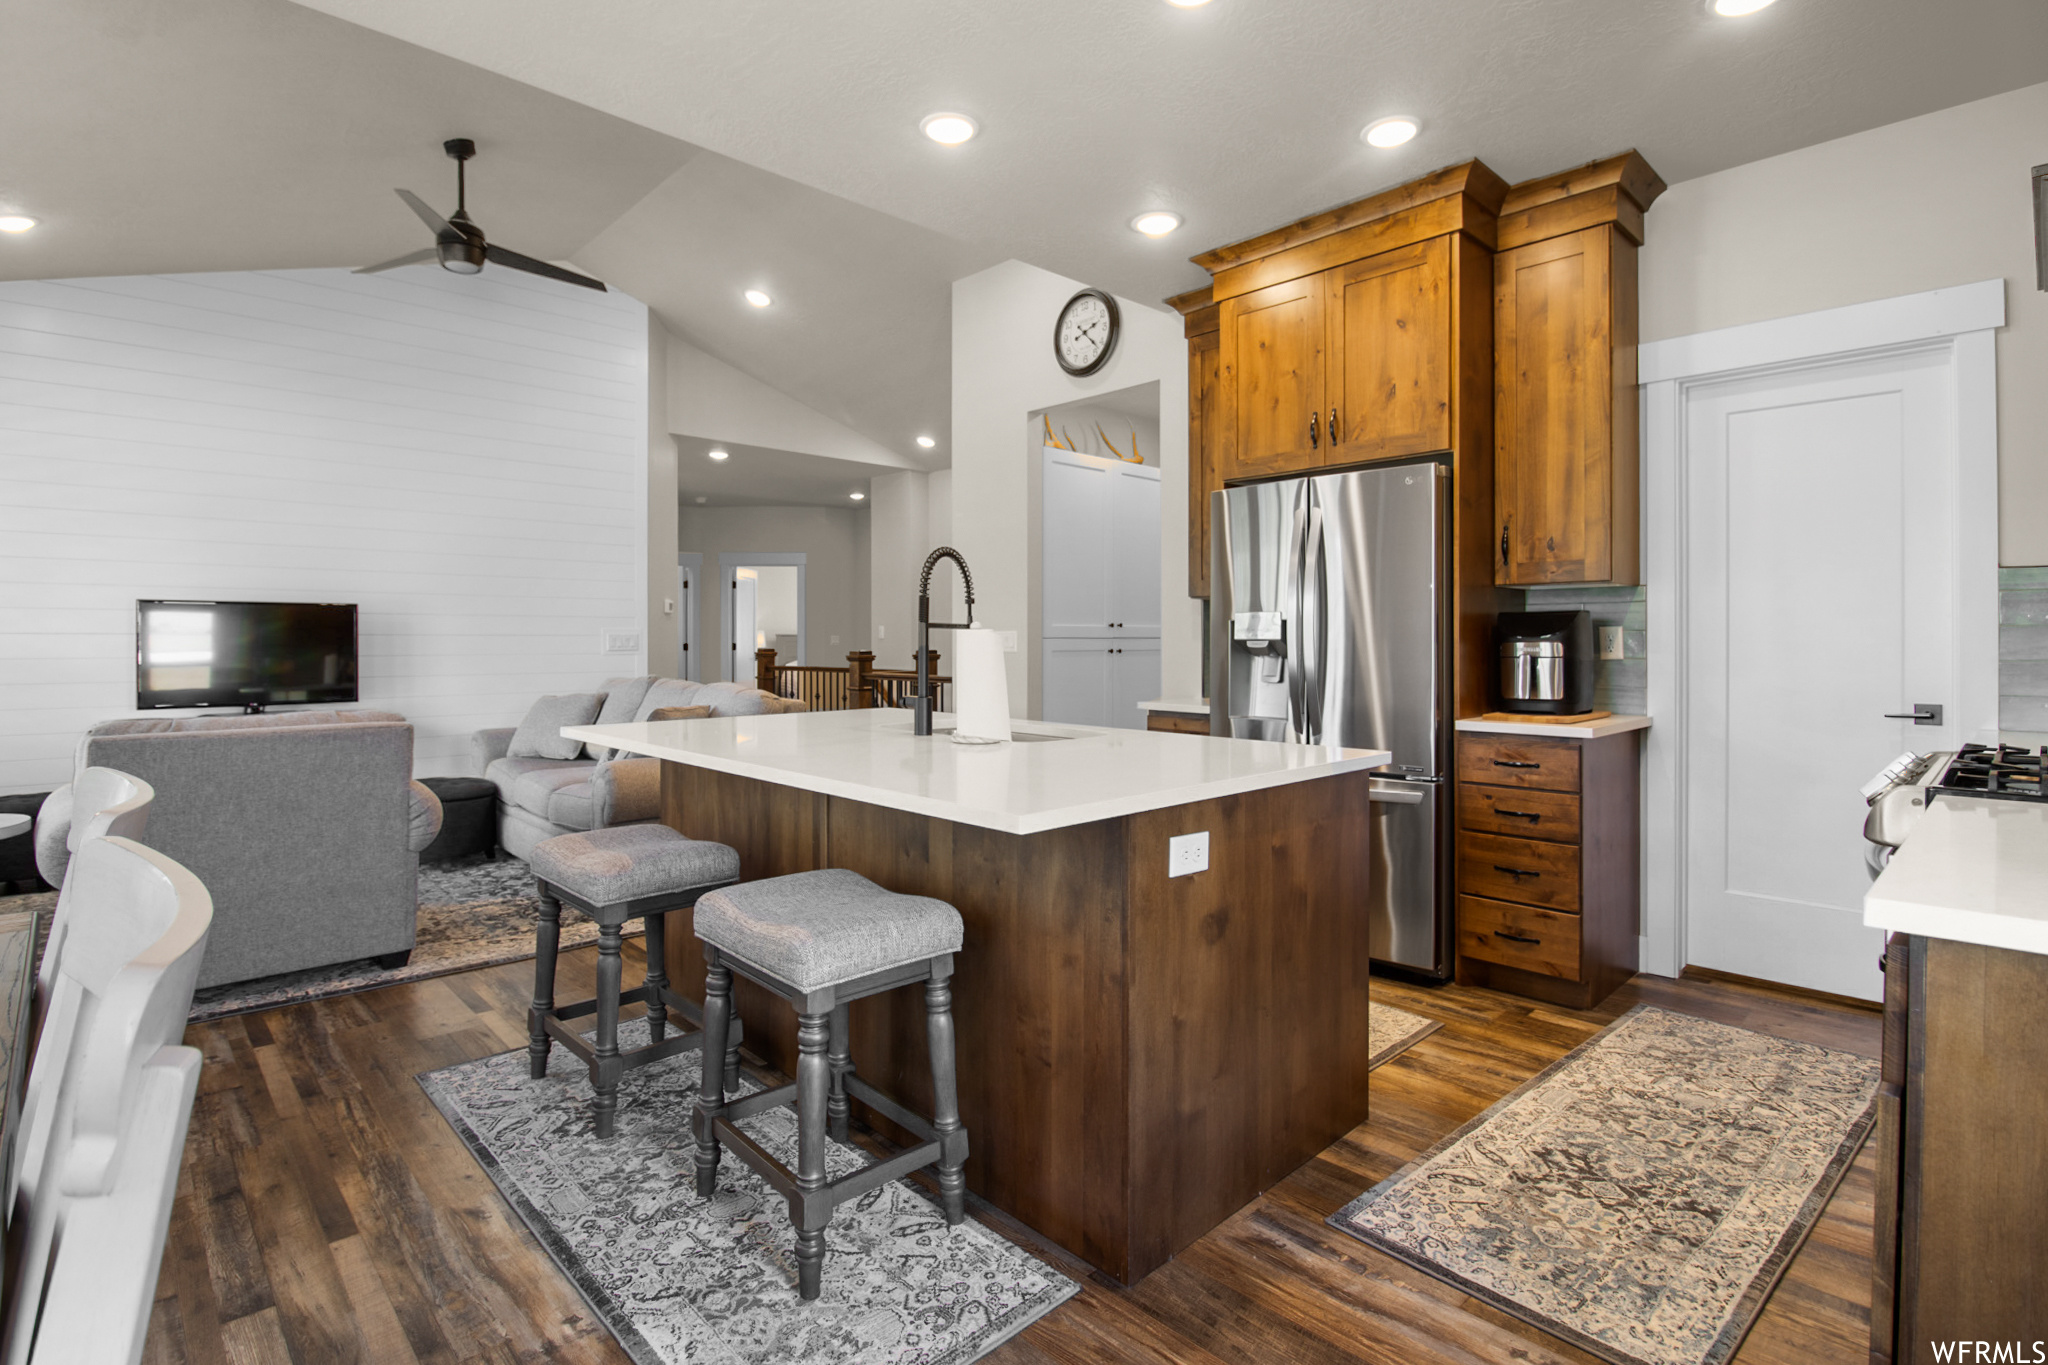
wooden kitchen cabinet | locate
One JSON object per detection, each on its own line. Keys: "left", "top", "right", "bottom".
{"left": 1492, "top": 152, "right": 1663, "bottom": 586}
{"left": 1324, "top": 235, "right": 1453, "bottom": 465}
{"left": 1872, "top": 932, "right": 2048, "bottom": 1365}
{"left": 1217, "top": 273, "right": 1325, "bottom": 479}
{"left": 1184, "top": 305, "right": 1221, "bottom": 598}
{"left": 1453, "top": 728, "right": 1638, "bottom": 1009}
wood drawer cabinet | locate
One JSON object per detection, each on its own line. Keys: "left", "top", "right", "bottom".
{"left": 1872, "top": 932, "right": 2048, "bottom": 1365}
{"left": 1453, "top": 728, "right": 1638, "bottom": 1010}
{"left": 1145, "top": 710, "right": 1211, "bottom": 735}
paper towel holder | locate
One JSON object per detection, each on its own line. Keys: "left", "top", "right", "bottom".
{"left": 914, "top": 546, "right": 977, "bottom": 737}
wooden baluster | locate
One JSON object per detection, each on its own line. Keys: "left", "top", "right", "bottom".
{"left": 848, "top": 651, "right": 873, "bottom": 709}
{"left": 756, "top": 647, "right": 777, "bottom": 696}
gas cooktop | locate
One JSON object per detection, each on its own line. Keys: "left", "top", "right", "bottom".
{"left": 1928, "top": 743, "right": 2048, "bottom": 802}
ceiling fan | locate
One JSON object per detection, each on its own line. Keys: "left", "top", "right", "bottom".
{"left": 355, "top": 139, "right": 607, "bottom": 292}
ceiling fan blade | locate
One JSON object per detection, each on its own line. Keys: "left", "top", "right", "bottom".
{"left": 353, "top": 247, "right": 439, "bottom": 275}
{"left": 484, "top": 243, "right": 608, "bottom": 292}
{"left": 394, "top": 188, "right": 451, "bottom": 236}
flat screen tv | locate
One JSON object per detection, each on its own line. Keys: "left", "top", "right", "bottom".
{"left": 136, "top": 599, "right": 359, "bottom": 712}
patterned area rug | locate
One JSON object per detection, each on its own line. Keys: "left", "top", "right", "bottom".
{"left": 1367, "top": 1002, "right": 1442, "bottom": 1069}
{"left": 420, "top": 1020, "right": 1078, "bottom": 1365}
{"left": 1329, "top": 1005, "right": 1878, "bottom": 1365}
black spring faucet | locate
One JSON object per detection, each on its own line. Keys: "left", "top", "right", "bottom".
{"left": 915, "top": 547, "right": 977, "bottom": 736}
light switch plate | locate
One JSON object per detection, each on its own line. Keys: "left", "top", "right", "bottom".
{"left": 1598, "top": 626, "right": 1624, "bottom": 660}
{"left": 663, "top": 598, "right": 676, "bottom": 615}
{"left": 1168, "top": 831, "right": 1210, "bottom": 878}
{"left": 999, "top": 630, "right": 1018, "bottom": 653}
{"left": 603, "top": 630, "right": 642, "bottom": 654}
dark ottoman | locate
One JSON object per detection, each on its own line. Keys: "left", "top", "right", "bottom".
{"left": 0, "top": 793, "right": 51, "bottom": 894}
{"left": 419, "top": 776, "right": 497, "bottom": 864}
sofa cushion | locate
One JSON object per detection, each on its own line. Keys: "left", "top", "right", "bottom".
{"left": 89, "top": 710, "right": 405, "bottom": 739}
{"left": 583, "top": 676, "right": 658, "bottom": 761}
{"left": 633, "top": 679, "right": 711, "bottom": 721}
{"left": 485, "top": 756, "right": 598, "bottom": 819}
{"left": 508, "top": 693, "right": 603, "bottom": 760}
{"left": 546, "top": 780, "right": 600, "bottom": 833}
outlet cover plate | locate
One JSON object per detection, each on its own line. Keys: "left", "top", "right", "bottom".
{"left": 604, "top": 630, "right": 642, "bottom": 654}
{"left": 1168, "top": 831, "right": 1209, "bottom": 878}
{"left": 1598, "top": 626, "right": 1624, "bottom": 660}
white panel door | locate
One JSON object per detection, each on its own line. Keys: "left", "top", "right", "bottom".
{"left": 1108, "top": 639, "right": 1162, "bottom": 732}
{"left": 729, "top": 570, "right": 758, "bottom": 683}
{"left": 1109, "top": 464, "right": 1163, "bottom": 634}
{"left": 1042, "top": 637, "right": 1113, "bottom": 727}
{"left": 1041, "top": 450, "right": 1114, "bottom": 637}
{"left": 1685, "top": 346, "right": 1959, "bottom": 1001}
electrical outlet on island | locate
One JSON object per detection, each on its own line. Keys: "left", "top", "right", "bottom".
{"left": 1168, "top": 831, "right": 1210, "bottom": 878}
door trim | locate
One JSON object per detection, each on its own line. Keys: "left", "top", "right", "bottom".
{"left": 1640, "top": 280, "right": 2004, "bottom": 980}
{"left": 677, "top": 552, "right": 702, "bottom": 681}
{"left": 717, "top": 551, "right": 808, "bottom": 678}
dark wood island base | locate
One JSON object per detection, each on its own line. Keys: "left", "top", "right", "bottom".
{"left": 655, "top": 763, "right": 1374, "bottom": 1283}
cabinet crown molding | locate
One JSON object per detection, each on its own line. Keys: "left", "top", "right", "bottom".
{"left": 1499, "top": 150, "right": 1666, "bottom": 217}
{"left": 1496, "top": 151, "right": 1667, "bottom": 250}
{"left": 1191, "top": 159, "right": 1509, "bottom": 275}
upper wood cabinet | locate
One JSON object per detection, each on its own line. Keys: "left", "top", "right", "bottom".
{"left": 1493, "top": 152, "right": 1663, "bottom": 587}
{"left": 1186, "top": 318, "right": 1220, "bottom": 598}
{"left": 1324, "top": 236, "right": 1452, "bottom": 465}
{"left": 1218, "top": 273, "right": 1326, "bottom": 479}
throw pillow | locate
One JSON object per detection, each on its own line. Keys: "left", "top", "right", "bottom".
{"left": 507, "top": 693, "right": 604, "bottom": 761}
{"left": 647, "top": 705, "right": 712, "bottom": 722}
{"left": 583, "top": 675, "right": 658, "bottom": 760}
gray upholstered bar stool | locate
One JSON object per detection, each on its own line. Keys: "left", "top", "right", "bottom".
{"left": 691, "top": 869, "right": 968, "bottom": 1301}
{"left": 528, "top": 825, "right": 743, "bottom": 1138}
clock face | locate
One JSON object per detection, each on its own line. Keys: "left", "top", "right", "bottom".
{"left": 1054, "top": 289, "right": 1119, "bottom": 376}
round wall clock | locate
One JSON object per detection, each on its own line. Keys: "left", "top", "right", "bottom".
{"left": 1054, "top": 288, "right": 1120, "bottom": 377}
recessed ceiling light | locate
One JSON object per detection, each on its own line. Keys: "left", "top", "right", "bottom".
{"left": 1131, "top": 211, "right": 1183, "bottom": 237}
{"left": 1711, "top": 0, "right": 1776, "bottom": 12}
{"left": 920, "top": 113, "right": 978, "bottom": 146}
{"left": 743, "top": 289, "right": 772, "bottom": 308}
{"left": 707, "top": 448, "right": 730, "bottom": 461}
{"left": 694, "top": 496, "right": 707, "bottom": 504}
{"left": 1165, "top": 0, "right": 1213, "bottom": 6}
{"left": 916, "top": 435, "right": 937, "bottom": 449}
{"left": 0, "top": 216, "right": 37, "bottom": 234}
{"left": 850, "top": 491, "right": 866, "bottom": 501}
{"left": 1361, "top": 117, "right": 1420, "bottom": 149}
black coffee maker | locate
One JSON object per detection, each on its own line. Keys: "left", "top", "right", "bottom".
{"left": 1495, "top": 610, "right": 1595, "bottom": 715}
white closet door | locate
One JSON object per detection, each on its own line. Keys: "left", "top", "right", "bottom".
{"left": 1684, "top": 345, "right": 1960, "bottom": 1001}
{"left": 1108, "top": 639, "right": 1162, "bottom": 731}
{"left": 1042, "top": 637, "right": 1113, "bottom": 727}
{"left": 1042, "top": 450, "right": 1114, "bottom": 637}
{"left": 1109, "top": 464, "right": 1162, "bottom": 634}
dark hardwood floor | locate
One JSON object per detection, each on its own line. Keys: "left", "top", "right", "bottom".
{"left": 144, "top": 946, "right": 1880, "bottom": 1365}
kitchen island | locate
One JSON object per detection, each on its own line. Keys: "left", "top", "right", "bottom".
{"left": 566, "top": 708, "right": 1389, "bottom": 1283}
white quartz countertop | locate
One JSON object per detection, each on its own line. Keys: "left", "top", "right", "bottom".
{"left": 1865, "top": 794, "right": 2048, "bottom": 957}
{"left": 566, "top": 709, "right": 1389, "bottom": 837}
{"left": 1137, "top": 698, "right": 1210, "bottom": 715}
{"left": 1454, "top": 715, "right": 1652, "bottom": 740}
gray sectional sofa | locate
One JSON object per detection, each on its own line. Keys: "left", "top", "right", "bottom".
{"left": 43, "top": 710, "right": 442, "bottom": 988}
{"left": 474, "top": 677, "right": 805, "bottom": 860}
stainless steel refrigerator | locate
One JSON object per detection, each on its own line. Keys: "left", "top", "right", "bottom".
{"left": 1209, "top": 461, "right": 1452, "bottom": 977}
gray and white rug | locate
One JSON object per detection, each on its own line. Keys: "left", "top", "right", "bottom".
{"left": 1367, "top": 1002, "right": 1443, "bottom": 1069}
{"left": 420, "top": 1020, "right": 1077, "bottom": 1365}
{"left": 1330, "top": 1004, "right": 1878, "bottom": 1365}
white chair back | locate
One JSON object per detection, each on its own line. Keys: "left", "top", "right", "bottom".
{"left": 37, "top": 768, "right": 155, "bottom": 1006}
{"left": 4, "top": 836, "right": 210, "bottom": 1365}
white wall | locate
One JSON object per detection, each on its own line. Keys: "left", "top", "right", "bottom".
{"left": 867, "top": 469, "right": 931, "bottom": 667}
{"left": 667, "top": 332, "right": 916, "bottom": 471}
{"left": 1036, "top": 394, "right": 1161, "bottom": 466}
{"left": 1641, "top": 78, "right": 2048, "bottom": 563}
{"left": 0, "top": 266, "right": 650, "bottom": 792}
{"left": 646, "top": 315, "right": 679, "bottom": 668}
{"left": 952, "top": 260, "right": 1193, "bottom": 715}
{"left": 677, "top": 504, "right": 868, "bottom": 674}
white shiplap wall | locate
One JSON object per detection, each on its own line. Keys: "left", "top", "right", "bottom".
{"left": 0, "top": 266, "right": 649, "bottom": 794}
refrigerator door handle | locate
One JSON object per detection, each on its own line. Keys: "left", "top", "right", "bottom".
{"left": 1284, "top": 481, "right": 1310, "bottom": 740}
{"left": 1302, "top": 488, "right": 1327, "bottom": 746}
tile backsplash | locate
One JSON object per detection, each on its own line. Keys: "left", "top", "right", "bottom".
{"left": 1512, "top": 585, "right": 1648, "bottom": 716}
{"left": 1999, "top": 568, "right": 2048, "bottom": 732}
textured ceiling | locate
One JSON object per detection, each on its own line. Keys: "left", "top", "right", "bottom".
{"left": 0, "top": 0, "right": 694, "bottom": 282}
{"left": 673, "top": 436, "right": 884, "bottom": 509}
{"left": 284, "top": 0, "right": 2048, "bottom": 305}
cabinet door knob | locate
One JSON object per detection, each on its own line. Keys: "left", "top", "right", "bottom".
{"left": 1500, "top": 520, "right": 1510, "bottom": 567}
{"left": 1309, "top": 411, "right": 1319, "bottom": 449}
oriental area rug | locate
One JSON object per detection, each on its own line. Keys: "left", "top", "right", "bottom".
{"left": 1329, "top": 1005, "right": 1878, "bottom": 1365}
{"left": 1366, "top": 1002, "right": 1443, "bottom": 1069}
{"left": 421, "top": 1020, "right": 1077, "bottom": 1365}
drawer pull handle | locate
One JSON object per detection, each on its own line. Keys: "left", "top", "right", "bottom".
{"left": 1493, "top": 865, "right": 1540, "bottom": 879}
{"left": 1496, "top": 809, "right": 1542, "bottom": 821}
{"left": 1492, "top": 759, "right": 1540, "bottom": 769}
{"left": 1494, "top": 930, "right": 1541, "bottom": 945}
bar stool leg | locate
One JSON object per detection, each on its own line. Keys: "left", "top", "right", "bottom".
{"left": 794, "top": 1009, "right": 831, "bottom": 1300}
{"left": 926, "top": 970, "right": 967, "bottom": 1226}
{"left": 826, "top": 1002, "right": 853, "bottom": 1143}
{"left": 694, "top": 952, "right": 732, "bottom": 1198}
{"left": 528, "top": 892, "right": 562, "bottom": 1079}
{"left": 643, "top": 910, "right": 669, "bottom": 1044}
{"left": 592, "top": 923, "right": 625, "bottom": 1139}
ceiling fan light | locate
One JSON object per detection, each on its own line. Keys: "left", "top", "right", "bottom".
{"left": 1361, "top": 117, "right": 1420, "bottom": 149}
{"left": 850, "top": 492, "right": 866, "bottom": 501}
{"left": 438, "top": 239, "right": 485, "bottom": 273}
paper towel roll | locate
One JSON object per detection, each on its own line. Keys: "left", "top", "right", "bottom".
{"left": 950, "top": 624, "right": 1013, "bottom": 744}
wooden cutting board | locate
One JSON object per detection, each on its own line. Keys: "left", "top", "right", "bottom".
{"left": 1477, "top": 710, "right": 1612, "bottom": 725}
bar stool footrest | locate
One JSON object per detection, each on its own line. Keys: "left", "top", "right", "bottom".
{"left": 711, "top": 1115, "right": 942, "bottom": 1225}
{"left": 721, "top": 1082, "right": 797, "bottom": 1124}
